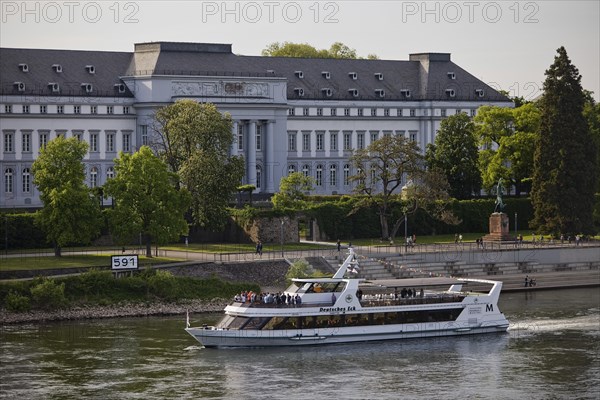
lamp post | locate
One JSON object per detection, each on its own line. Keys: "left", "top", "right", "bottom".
{"left": 515, "top": 212, "right": 518, "bottom": 237}
{"left": 404, "top": 212, "right": 408, "bottom": 253}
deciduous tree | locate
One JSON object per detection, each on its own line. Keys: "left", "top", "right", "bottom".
{"left": 153, "top": 100, "right": 245, "bottom": 230}
{"left": 425, "top": 113, "right": 481, "bottom": 199}
{"left": 104, "top": 146, "right": 190, "bottom": 257}
{"left": 474, "top": 103, "right": 540, "bottom": 195}
{"left": 32, "top": 137, "right": 102, "bottom": 256}
{"left": 271, "top": 172, "right": 315, "bottom": 211}
{"left": 350, "top": 135, "right": 422, "bottom": 240}
{"left": 531, "top": 46, "right": 598, "bottom": 236}
{"left": 262, "top": 41, "right": 378, "bottom": 59}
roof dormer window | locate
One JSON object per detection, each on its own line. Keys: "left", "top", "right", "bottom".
{"left": 446, "top": 88, "right": 456, "bottom": 98}
{"left": 375, "top": 89, "right": 385, "bottom": 98}
{"left": 82, "top": 83, "right": 93, "bottom": 93}
{"left": 48, "top": 82, "right": 60, "bottom": 93}
{"left": 18, "top": 63, "right": 29, "bottom": 72}
{"left": 348, "top": 88, "right": 359, "bottom": 97}
{"left": 349, "top": 72, "right": 357, "bottom": 80}
{"left": 322, "top": 71, "right": 331, "bottom": 79}
{"left": 85, "top": 65, "right": 96, "bottom": 74}
{"left": 52, "top": 64, "right": 63, "bottom": 73}
{"left": 114, "top": 83, "right": 126, "bottom": 94}
{"left": 295, "top": 71, "right": 304, "bottom": 79}
{"left": 322, "top": 88, "right": 333, "bottom": 97}
{"left": 400, "top": 89, "right": 411, "bottom": 98}
{"left": 374, "top": 72, "right": 383, "bottom": 80}
{"left": 14, "top": 82, "right": 25, "bottom": 92}
{"left": 294, "top": 87, "right": 305, "bottom": 97}
{"left": 447, "top": 72, "right": 456, "bottom": 79}
{"left": 475, "top": 89, "right": 485, "bottom": 97}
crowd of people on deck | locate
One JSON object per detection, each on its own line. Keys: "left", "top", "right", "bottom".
{"left": 233, "top": 291, "right": 302, "bottom": 306}
{"left": 394, "top": 287, "right": 424, "bottom": 299}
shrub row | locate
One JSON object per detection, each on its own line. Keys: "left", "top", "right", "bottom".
{"left": 308, "top": 197, "right": 537, "bottom": 240}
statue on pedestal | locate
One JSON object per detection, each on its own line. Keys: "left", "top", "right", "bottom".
{"left": 494, "top": 178, "right": 505, "bottom": 213}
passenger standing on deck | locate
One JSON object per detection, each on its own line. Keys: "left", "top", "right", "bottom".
{"left": 524, "top": 275, "right": 529, "bottom": 287}
{"left": 331, "top": 293, "right": 337, "bottom": 305}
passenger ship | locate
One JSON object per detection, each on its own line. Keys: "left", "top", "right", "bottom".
{"left": 185, "top": 249, "right": 510, "bottom": 348}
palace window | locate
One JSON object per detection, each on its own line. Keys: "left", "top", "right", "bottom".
{"left": 237, "top": 124, "right": 243, "bottom": 151}
{"left": 256, "top": 124, "right": 262, "bottom": 151}
{"left": 40, "top": 105, "right": 47, "bottom": 114}
{"left": 330, "top": 131, "right": 338, "bottom": 151}
{"left": 288, "top": 132, "right": 296, "bottom": 151}
{"left": 315, "top": 164, "right": 323, "bottom": 186}
{"left": 90, "top": 167, "right": 98, "bottom": 188}
{"left": 329, "top": 164, "right": 337, "bottom": 187}
{"left": 343, "top": 132, "right": 352, "bottom": 150}
{"left": 123, "top": 132, "right": 131, "bottom": 152}
{"left": 39, "top": 132, "right": 48, "bottom": 149}
{"left": 106, "top": 132, "right": 115, "bottom": 152}
{"left": 357, "top": 132, "right": 364, "bottom": 149}
{"left": 302, "top": 133, "right": 311, "bottom": 151}
{"left": 22, "top": 168, "right": 31, "bottom": 193}
{"left": 343, "top": 164, "right": 351, "bottom": 186}
{"left": 22, "top": 132, "right": 31, "bottom": 152}
{"left": 90, "top": 133, "right": 98, "bottom": 152}
{"left": 4, "top": 132, "right": 14, "bottom": 152}
{"left": 316, "top": 132, "right": 324, "bottom": 151}
{"left": 4, "top": 168, "right": 13, "bottom": 193}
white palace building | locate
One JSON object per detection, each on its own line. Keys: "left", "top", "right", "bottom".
{"left": 0, "top": 41, "right": 511, "bottom": 209}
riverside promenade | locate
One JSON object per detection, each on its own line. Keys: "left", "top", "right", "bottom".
{"left": 1, "top": 241, "right": 598, "bottom": 292}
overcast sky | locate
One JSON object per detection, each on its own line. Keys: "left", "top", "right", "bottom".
{"left": 2, "top": 0, "right": 598, "bottom": 101}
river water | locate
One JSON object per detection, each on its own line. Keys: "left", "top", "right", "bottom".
{"left": 1, "top": 288, "right": 598, "bottom": 400}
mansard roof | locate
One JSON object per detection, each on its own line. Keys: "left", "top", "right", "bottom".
{"left": 0, "top": 42, "right": 509, "bottom": 102}
{"left": 0, "top": 47, "right": 134, "bottom": 98}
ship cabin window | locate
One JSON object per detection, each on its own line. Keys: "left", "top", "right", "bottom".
{"left": 305, "top": 282, "right": 345, "bottom": 293}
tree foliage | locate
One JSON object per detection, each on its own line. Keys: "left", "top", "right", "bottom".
{"left": 425, "top": 113, "right": 481, "bottom": 199}
{"left": 153, "top": 100, "right": 245, "bottom": 230}
{"left": 474, "top": 103, "right": 540, "bottom": 195}
{"left": 32, "top": 136, "right": 102, "bottom": 256}
{"left": 531, "top": 46, "right": 598, "bottom": 236}
{"left": 349, "top": 135, "right": 454, "bottom": 240}
{"left": 104, "top": 146, "right": 190, "bottom": 257}
{"left": 262, "top": 41, "right": 378, "bottom": 59}
{"left": 272, "top": 172, "right": 315, "bottom": 211}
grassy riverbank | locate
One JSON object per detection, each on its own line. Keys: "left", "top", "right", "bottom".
{"left": 0, "top": 268, "right": 259, "bottom": 315}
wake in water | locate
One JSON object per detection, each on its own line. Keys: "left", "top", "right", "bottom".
{"left": 508, "top": 313, "right": 600, "bottom": 338}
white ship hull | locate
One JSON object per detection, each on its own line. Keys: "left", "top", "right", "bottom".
{"left": 187, "top": 318, "right": 509, "bottom": 348}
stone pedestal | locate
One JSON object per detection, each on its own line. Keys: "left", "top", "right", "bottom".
{"left": 483, "top": 212, "right": 512, "bottom": 242}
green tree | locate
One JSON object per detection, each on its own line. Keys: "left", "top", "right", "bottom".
{"left": 350, "top": 135, "right": 425, "bottom": 240}
{"left": 583, "top": 96, "right": 600, "bottom": 191}
{"left": 104, "top": 146, "right": 190, "bottom": 257}
{"left": 425, "top": 113, "right": 481, "bottom": 199}
{"left": 474, "top": 103, "right": 540, "bottom": 195}
{"left": 262, "top": 41, "right": 378, "bottom": 59}
{"left": 32, "top": 136, "right": 102, "bottom": 256}
{"left": 272, "top": 172, "right": 315, "bottom": 211}
{"left": 531, "top": 47, "right": 598, "bottom": 236}
{"left": 153, "top": 100, "right": 245, "bottom": 230}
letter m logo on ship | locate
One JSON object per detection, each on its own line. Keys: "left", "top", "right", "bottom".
{"left": 486, "top": 304, "right": 494, "bottom": 312}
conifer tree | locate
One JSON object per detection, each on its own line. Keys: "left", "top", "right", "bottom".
{"left": 531, "top": 47, "right": 598, "bottom": 236}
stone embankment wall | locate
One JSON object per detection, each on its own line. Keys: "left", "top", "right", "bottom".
{"left": 244, "top": 216, "right": 299, "bottom": 244}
